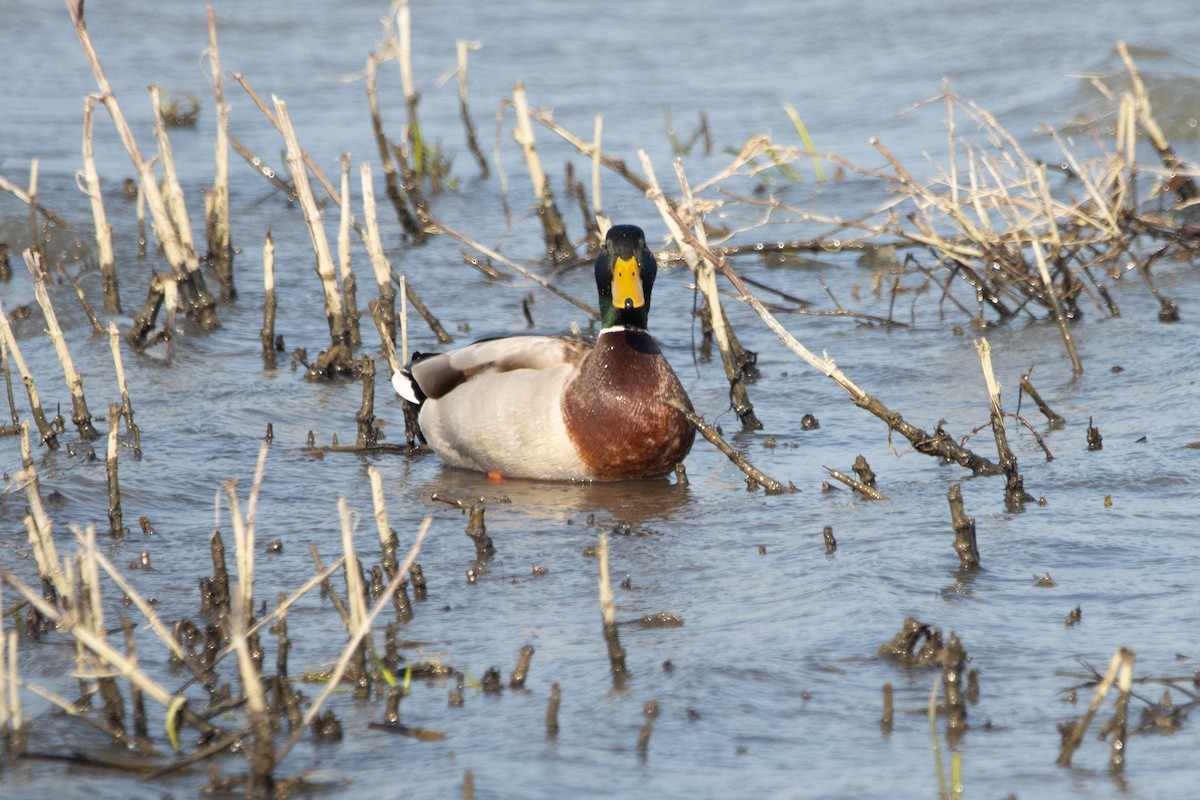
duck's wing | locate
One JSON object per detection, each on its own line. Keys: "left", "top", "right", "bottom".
{"left": 393, "top": 335, "right": 590, "bottom": 403}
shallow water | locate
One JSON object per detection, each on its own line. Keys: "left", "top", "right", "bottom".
{"left": 2, "top": 1, "right": 1199, "bottom": 798}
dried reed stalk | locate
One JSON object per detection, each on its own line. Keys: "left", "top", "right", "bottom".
{"left": 975, "top": 339, "right": 1030, "bottom": 510}
{"left": 1057, "top": 647, "right": 1136, "bottom": 766}
{"left": 643, "top": 152, "right": 760, "bottom": 430}
{"left": 261, "top": 231, "right": 277, "bottom": 364}
{"left": 26, "top": 160, "right": 45, "bottom": 271}
{"left": 654, "top": 170, "right": 1007, "bottom": 476}
{"left": 596, "top": 532, "right": 627, "bottom": 688}
{"left": 0, "top": 567, "right": 188, "bottom": 715}
{"left": 364, "top": 54, "right": 426, "bottom": 241}
{"left": 0, "top": 172, "right": 69, "bottom": 228}
{"left": 25, "top": 250, "right": 98, "bottom": 440}
{"left": 590, "top": 116, "right": 612, "bottom": 242}
{"left": 272, "top": 96, "right": 351, "bottom": 351}
{"left": 68, "top": 0, "right": 218, "bottom": 328}
{"left": 105, "top": 403, "right": 125, "bottom": 537}
{"left": 511, "top": 83, "right": 574, "bottom": 263}
{"left": 663, "top": 398, "right": 791, "bottom": 493}
{"left": 5, "top": 629, "right": 20, "bottom": 741}
{"left": 274, "top": 516, "right": 430, "bottom": 764}
{"left": 233, "top": 74, "right": 344, "bottom": 208}
{"left": 0, "top": 302, "right": 59, "bottom": 449}
{"left": 1117, "top": 41, "right": 1198, "bottom": 203}
{"left": 81, "top": 95, "right": 118, "bottom": 313}
{"left": 2, "top": 343, "right": 18, "bottom": 434}
{"left": 824, "top": 466, "right": 888, "bottom": 500}
{"left": 64, "top": 269, "right": 104, "bottom": 335}
{"left": 338, "top": 153, "right": 362, "bottom": 346}
{"left": 455, "top": 40, "right": 489, "bottom": 177}
{"left": 205, "top": 6, "right": 235, "bottom": 300}
{"left": 946, "top": 484, "right": 980, "bottom": 570}
{"left": 420, "top": 215, "right": 597, "bottom": 317}
{"left": 18, "top": 422, "right": 67, "bottom": 599}
{"left": 360, "top": 161, "right": 397, "bottom": 343}
{"left": 108, "top": 321, "right": 141, "bottom": 457}
{"left": 1019, "top": 370, "right": 1064, "bottom": 429}
{"left": 149, "top": 87, "right": 201, "bottom": 270}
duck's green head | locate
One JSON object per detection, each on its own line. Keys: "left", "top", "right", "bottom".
{"left": 596, "top": 224, "right": 657, "bottom": 329}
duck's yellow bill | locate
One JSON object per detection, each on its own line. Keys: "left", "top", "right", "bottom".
{"left": 611, "top": 256, "right": 645, "bottom": 310}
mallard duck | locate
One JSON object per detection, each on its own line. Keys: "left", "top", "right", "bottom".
{"left": 392, "top": 224, "right": 695, "bottom": 481}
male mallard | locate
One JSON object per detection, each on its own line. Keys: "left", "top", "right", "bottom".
{"left": 392, "top": 224, "right": 695, "bottom": 481}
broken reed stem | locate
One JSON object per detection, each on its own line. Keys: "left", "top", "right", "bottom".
{"left": 1019, "top": 370, "right": 1065, "bottom": 429}
{"left": 356, "top": 357, "right": 380, "bottom": 447}
{"left": 824, "top": 466, "right": 888, "bottom": 500}
{"left": 150, "top": 86, "right": 215, "bottom": 319}
{"left": 397, "top": 273, "right": 453, "bottom": 344}
{"left": 337, "top": 497, "right": 373, "bottom": 696}
{"left": 27, "top": 161, "right": 45, "bottom": 272}
{"left": 75, "top": 527, "right": 188, "bottom": 665}
{"left": 511, "top": 82, "right": 574, "bottom": 263}
{"left": 661, "top": 155, "right": 762, "bottom": 431}
{"left": 1117, "top": 41, "right": 1198, "bottom": 202}
{"left": 274, "top": 517, "right": 431, "bottom": 764}
{"left": 6, "top": 629, "right": 20, "bottom": 741}
{"left": 1, "top": 345, "right": 17, "bottom": 435}
{"left": 105, "top": 403, "right": 125, "bottom": 537}
{"left": 653, "top": 167, "right": 1004, "bottom": 476}
{"left": 665, "top": 398, "right": 794, "bottom": 494}
{"left": 456, "top": 40, "right": 489, "bottom": 178}
{"left": 364, "top": 54, "right": 425, "bottom": 241}
{"left": 0, "top": 566, "right": 193, "bottom": 716}
{"left": 368, "top": 465, "right": 412, "bottom": 621}
{"left": 65, "top": 269, "right": 105, "bottom": 335}
{"left": 81, "top": 95, "right": 118, "bottom": 313}
{"left": 0, "top": 302, "right": 59, "bottom": 449}
{"left": 398, "top": 275, "right": 409, "bottom": 364}
{"left": 975, "top": 338, "right": 1030, "bottom": 511}
{"left": 596, "top": 531, "right": 627, "bottom": 688}
{"left": 68, "top": 0, "right": 220, "bottom": 326}
{"left": 420, "top": 215, "right": 597, "bottom": 317}
{"left": 360, "top": 161, "right": 397, "bottom": 343}
{"left": 261, "top": 231, "right": 277, "bottom": 365}
{"left": 272, "top": 96, "right": 350, "bottom": 350}
{"left": 368, "top": 299, "right": 402, "bottom": 378}
{"left": 108, "top": 322, "right": 141, "bottom": 458}
{"left": 545, "top": 682, "right": 561, "bottom": 739}
{"left": 25, "top": 250, "right": 99, "bottom": 440}
{"left": 1030, "top": 238, "right": 1082, "bottom": 378}
{"left": 19, "top": 423, "right": 67, "bottom": 599}
{"left": 231, "top": 593, "right": 274, "bottom": 792}
{"left": 0, "top": 172, "right": 69, "bottom": 229}
{"left": 120, "top": 618, "right": 148, "bottom": 745}
{"left": 338, "top": 153, "right": 362, "bottom": 347}
{"left": 206, "top": 6, "right": 235, "bottom": 300}
{"left": 509, "top": 644, "right": 535, "bottom": 689}
{"left": 1057, "top": 647, "right": 1135, "bottom": 767}
{"left": 946, "top": 484, "right": 980, "bottom": 570}
{"left": 125, "top": 272, "right": 165, "bottom": 351}
{"left": 591, "top": 117, "right": 612, "bottom": 241}
{"left": 228, "top": 447, "right": 275, "bottom": 791}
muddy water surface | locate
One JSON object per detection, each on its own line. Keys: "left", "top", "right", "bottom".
{"left": 2, "top": 1, "right": 1199, "bottom": 798}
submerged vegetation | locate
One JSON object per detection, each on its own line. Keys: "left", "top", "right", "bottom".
{"left": 0, "top": 0, "right": 1197, "bottom": 796}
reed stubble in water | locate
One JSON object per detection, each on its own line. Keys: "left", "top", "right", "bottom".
{"left": 205, "top": 7, "right": 235, "bottom": 301}
{"left": 26, "top": 251, "right": 98, "bottom": 441}
{"left": 946, "top": 484, "right": 980, "bottom": 571}
{"left": 596, "top": 532, "right": 627, "bottom": 689}
{"left": 0, "top": 304, "right": 59, "bottom": 449}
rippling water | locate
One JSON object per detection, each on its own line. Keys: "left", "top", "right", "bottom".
{"left": 1, "top": 1, "right": 1199, "bottom": 798}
